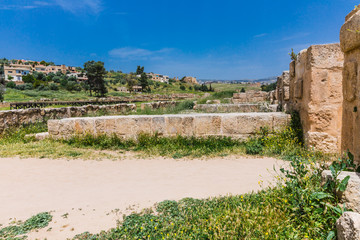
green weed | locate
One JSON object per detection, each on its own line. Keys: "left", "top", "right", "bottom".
{"left": 0, "top": 212, "right": 52, "bottom": 239}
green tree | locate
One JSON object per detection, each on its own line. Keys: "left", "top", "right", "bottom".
{"left": 7, "top": 75, "right": 13, "bottom": 81}
{"left": 0, "top": 85, "right": 4, "bottom": 102}
{"left": 139, "top": 73, "right": 149, "bottom": 92}
{"left": 126, "top": 76, "right": 136, "bottom": 93}
{"left": 84, "top": 61, "right": 107, "bottom": 97}
{"left": 22, "top": 74, "right": 35, "bottom": 84}
{"left": 6, "top": 81, "right": 16, "bottom": 88}
{"left": 261, "top": 82, "right": 277, "bottom": 92}
{"left": 136, "top": 66, "right": 145, "bottom": 75}
{"left": 240, "top": 87, "right": 246, "bottom": 93}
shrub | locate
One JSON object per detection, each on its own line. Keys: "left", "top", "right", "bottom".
{"left": 177, "top": 100, "right": 194, "bottom": 110}
{"left": 180, "top": 85, "right": 186, "bottom": 91}
{"left": 49, "top": 83, "right": 59, "bottom": 91}
{"left": 24, "top": 83, "right": 33, "bottom": 90}
{"left": 15, "top": 84, "right": 26, "bottom": 90}
{"left": 6, "top": 81, "right": 16, "bottom": 88}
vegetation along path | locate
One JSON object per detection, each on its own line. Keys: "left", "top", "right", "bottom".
{"left": 0, "top": 155, "right": 286, "bottom": 239}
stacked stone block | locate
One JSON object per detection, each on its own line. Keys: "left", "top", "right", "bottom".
{"left": 288, "top": 44, "right": 344, "bottom": 153}
{"left": 47, "top": 112, "right": 290, "bottom": 140}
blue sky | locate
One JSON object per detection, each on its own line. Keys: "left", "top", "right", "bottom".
{"left": 0, "top": 0, "right": 357, "bottom": 79}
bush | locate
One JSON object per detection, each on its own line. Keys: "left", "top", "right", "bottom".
{"left": 180, "top": 85, "right": 186, "bottom": 91}
{"left": 177, "top": 100, "right": 195, "bottom": 110}
{"left": 24, "top": 83, "right": 33, "bottom": 90}
{"left": 6, "top": 81, "right": 16, "bottom": 88}
{"left": 15, "top": 84, "right": 25, "bottom": 90}
{"left": 49, "top": 83, "right": 59, "bottom": 91}
{"left": 37, "top": 85, "right": 49, "bottom": 91}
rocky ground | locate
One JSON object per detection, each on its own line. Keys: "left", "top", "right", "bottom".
{"left": 0, "top": 155, "right": 286, "bottom": 239}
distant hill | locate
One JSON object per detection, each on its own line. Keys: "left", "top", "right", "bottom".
{"left": 199, "top": 76, "right": 277, "bottom": 84}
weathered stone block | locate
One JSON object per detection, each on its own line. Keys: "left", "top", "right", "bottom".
{"left": 337, "top": 212, "right": 360, "bottom": 240}
{"left": 194, "top": 115, "right": 222, "bottom": 135}
{"left": 165, "top": 116, "right": 184, "bottom": 135}
{"left": 115, "top": 117, "right": 137, "bottom": 136}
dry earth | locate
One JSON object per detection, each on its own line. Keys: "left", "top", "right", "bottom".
{"left": 0, "top": 155, "right": 287, "bottom": 239}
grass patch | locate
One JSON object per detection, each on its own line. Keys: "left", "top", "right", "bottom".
{"left": 0, "top": 123, "right": 124, "bottom": 160}
{"left": 0, "top": 212, "right": 52, "bottom": 239}
{"left": 63, "top": 133, "right": 245, "bottom": 158}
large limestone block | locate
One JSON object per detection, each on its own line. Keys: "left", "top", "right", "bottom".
{"left": 272, "top": 114, "right": 291, "bottom": 131}
{"left": 134, "top": 117, "right": 153, "bottom": 135}
{"left": 165, "top": 116, "right": 184, "bottom": 135}
{"left": 341, "top": 9, "right": 360, "bottom": 53}
{"left": 152, "top": 116, "right": 166, "bottom": 135}
{"left": 182, "top": 116, "right": 195, "bottom": 135}
{"left": 194, "top": 115, "right": 222, "bottom": 135}
{"left": 74, "top": 118, "right": 95, "bottom": 134}
{"left": 305, "top": 132, "right": 338, "bottom": 153}
{"left": 57, "top": 119, "right": 75, "bottom": 137}
{"left": 282, "top": 71, "right": 290, "bottom": 86}
{"left": 337, "top": 212, "right": 360, "bottom": 240}
{"left": 115, "top": 117, "right": 137, "bottom": 136}
{"left": 308, "top": 44, "right": 344, "bottom": 69}
{"left": 222, "top": 113, "right": 273, "bottom": 135}
{"left": 47, "top": 120, "right": 60, "bottom": 136}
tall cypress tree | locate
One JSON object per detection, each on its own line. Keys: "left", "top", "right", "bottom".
{"left": 84, "top": 61, "right": 107, "bottom": 97}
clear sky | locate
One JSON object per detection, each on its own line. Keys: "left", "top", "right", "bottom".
{"left": 0, "top": 0, "right": 357, "bottom": 79}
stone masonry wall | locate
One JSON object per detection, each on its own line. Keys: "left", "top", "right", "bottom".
{"left": 288, "top": 43, "right": 344, "bottom": 153}
{"left": 340, "top": 8, "right": 360, "bottom": 163}
{"left": 140, "top": 101, "right": 178, "bottom": 110}
{"left": 47, "top": 112, "right": 290, "bottom": 140}
{"left": 0, "top": 104, "right": 136, "bottom": 133}
{"left": 194, "top": 103, "right": 273, "bottom": 113}
{"left": 232, "top": 91, "right": 269, "bottom": 103}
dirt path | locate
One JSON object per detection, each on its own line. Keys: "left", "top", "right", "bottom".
{"left": 0, "top": 155, "right": 287, "bottom": 239}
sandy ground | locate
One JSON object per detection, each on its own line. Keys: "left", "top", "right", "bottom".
{"left": 0, "top": 155, "right": 287, "bottom": 239}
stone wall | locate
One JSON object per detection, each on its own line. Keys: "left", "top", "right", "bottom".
{"left": 47, "top": 112, "right": 290, "bottom": 140}
{"left": 288, "top": 43, "right": 344, "bottom": 153}
{"left": 140, "top": 101, "right": 178, "bottom": 110}
{"left": 340, "top": 8, "right": 360, "bottom": 163}
{"left": 276, "top": 71, "right": 290, "bottom": 111}
{"left": 0, "top": 102, "right": 10, "bottom": 108}
{"left": 232, "top": 91, "right": 269, "bottom": 103}
{"left": 0, "top": 104, "right": 136, "bottom": 133}
{"left": 194, "top": 103, "right": 274, "bottom": 113}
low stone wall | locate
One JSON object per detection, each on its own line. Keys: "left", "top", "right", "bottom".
{"left": 232, "top": 91, "right": 269, "bottom": 103}
{"left": 140, "top": 101, "right": 178, "bottom": 110}
{"left": 194, "top": 104, "right": 274, "bottom": 113}
{"left": 0, "top": 102, "right": 10, "bottom": 108}
{"left": 0, "top": 104, "right": 136, "bottom": 133}
{"left": 47, "top": 112, "right": 290, "bottom": 140}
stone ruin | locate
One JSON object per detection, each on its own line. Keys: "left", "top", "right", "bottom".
{"left": 276, "top": 71, "right": 290, "bottom": 111}
{"left": 232, "top": 90, "right": 269, "bottom": 103}
{"left": 282, "top": 43, "right": 344, "bottom": 153}
{"left": 340, "top": 7, "right": 360, "bottom": 163}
